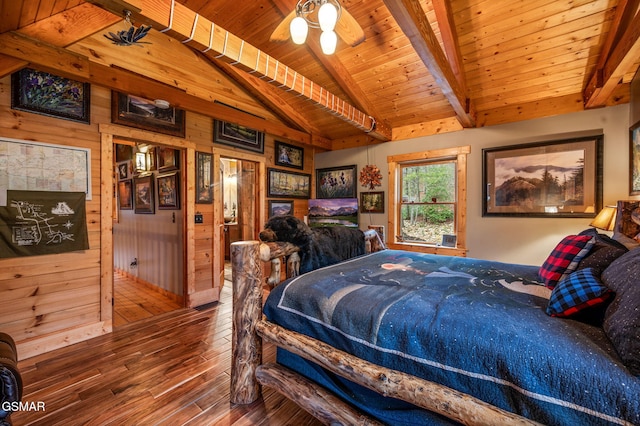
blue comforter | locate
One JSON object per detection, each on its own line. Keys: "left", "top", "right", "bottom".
{"left": 263, "top": 250, "right": 640, "bottom": 425}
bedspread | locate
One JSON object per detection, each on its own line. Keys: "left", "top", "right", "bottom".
{"left": 263, "top": 250, "right": 640, "bottom": 426}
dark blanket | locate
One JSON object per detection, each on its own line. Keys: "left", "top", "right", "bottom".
{"left": 264, "top": 250, "right": 640, "bottom": 426}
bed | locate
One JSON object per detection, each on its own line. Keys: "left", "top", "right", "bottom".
{"left": 229, "top": 202, "right": 640, "bottom": 426}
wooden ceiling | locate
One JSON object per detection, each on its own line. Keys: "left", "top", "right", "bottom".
{"left": 1, "top": 0, "right": 639, "bottom": 149}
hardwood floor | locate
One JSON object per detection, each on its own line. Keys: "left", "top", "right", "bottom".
{"left": 15, "top": 272, "right": 323, "bottom": 425}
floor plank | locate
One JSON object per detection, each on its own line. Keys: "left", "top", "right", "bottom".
{"left": 15, "top": 274, "right": 323, "bottom": 426}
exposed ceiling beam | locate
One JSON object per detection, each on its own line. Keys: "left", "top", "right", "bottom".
{"left": 0, "top": 54, "right": 26, "bottom": 79}
{"left": 270, "top": 0, "right": 390, "bottom": 132}
{"left": 210, "top": 58, "right": 321, "bottom": 135}
{"left": 86, "top": 0, "right": 392, "bottom": 141}
{"left": 382, "top": 0, "right": 475, "bottom": 128}
{"left": 431, "top": 0, "right": 466, "bottom": 94}
{"left": 0, "top": 30, "right": 318, "bottom": 147}
{"left": 583, "top": 1, "right": 640, "bottom": 108}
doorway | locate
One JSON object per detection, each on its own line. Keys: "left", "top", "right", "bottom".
{"left": 221, "top": 157, "right": 259, "bottom": 280}
{"left": 112, "top": 141, "right": 185, "bottom": 326}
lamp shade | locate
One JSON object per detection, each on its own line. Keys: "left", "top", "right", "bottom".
{"left": 290, "top": 16, "right": 309, "bottom": 44}
{"left": 590, "top": 205, "right": 617, "bottom": 231}
{"left": 318, "top": 2, "right": 338, "bottom": 32}
{"left": 320, "top": 30, "right": 337, "bottom": 55}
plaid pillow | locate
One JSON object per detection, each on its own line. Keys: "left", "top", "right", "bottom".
{"left": 539, "top": 235, "right": 595, "bottom": 288}
{"left": 546, "top": 268, "right": 612, "bottom": 317}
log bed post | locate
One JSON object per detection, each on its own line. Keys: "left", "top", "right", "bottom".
{"left": 230, "top": 241, "right": 263, "bottom": 404}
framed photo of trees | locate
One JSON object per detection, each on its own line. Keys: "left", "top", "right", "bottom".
{"left": 483, "top": 136, "right": 603, "bottom": 217}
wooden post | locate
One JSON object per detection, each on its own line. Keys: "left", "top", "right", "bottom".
{"left": 230, "top": 241, "right": 263, "bottom": 404}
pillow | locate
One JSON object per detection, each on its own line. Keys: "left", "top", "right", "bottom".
{"left": 602, "top": 248, "right": 640, "bottom": 376}
{"left": 577, "top": 229, "right": 628, "bottom": 276}
{"left": 546, "top": 268, "right": 612, "bottom": 317}
{"left": 539, "top": 235, "right": 596, "bottom": 288}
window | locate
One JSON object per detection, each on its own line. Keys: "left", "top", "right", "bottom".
{"left": 388, "top": 146, "right": 470, "bottom": 254}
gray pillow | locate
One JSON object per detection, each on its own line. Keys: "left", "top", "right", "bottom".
{"left": 602, "top": 248, "right": 640, "bottom": 376}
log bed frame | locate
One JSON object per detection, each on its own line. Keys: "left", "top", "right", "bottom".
{"left": 229, "top": 233, "right": 541, "bottom": 426}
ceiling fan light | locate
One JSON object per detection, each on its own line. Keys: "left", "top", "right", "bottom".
{"left": 290, "top": 16, "right": 309, "bottom": 44}
{"left": 318, "top": 2, "right": 338, "bottom": 32}
{"left": 320, "top": 30, "right": 337, "bottom": 55}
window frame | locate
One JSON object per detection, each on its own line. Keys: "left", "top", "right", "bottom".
{"left": 388, "top": 146, "right": 470, "bottom": 256}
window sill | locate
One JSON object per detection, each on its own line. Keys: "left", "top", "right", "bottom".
{"left": 386, "top": 242, "right": 468, "bottom": 257}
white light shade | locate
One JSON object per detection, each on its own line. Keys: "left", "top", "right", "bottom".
{"left": 320, "top": 30, "right": 337, "bottom": 55}
{"left": 290, "top": 16, "right": 309, "bottom": 44}
{"left": 318, "top": 2, "right": 338, "bottom": 32}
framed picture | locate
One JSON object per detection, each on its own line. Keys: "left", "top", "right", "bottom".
{"left": 115, "top": 144, "right": 133, "bottom": 162}
{"left": 316, "top": 165, "right": 357, "bottom": 199}
{"left": 133, "top": 174, "right": 155, "bottom": 214}
{"left": 196, "top": 151, "right": 213, "bottom": 204}
{"left": 117, "top": 161, "right": 132, "bottom": 181}
{"left": 483, "top": 135, "right": 603, "bottom": 217}
{"left": 146, "top": 147, "right": 157, "bottom": 171}
{"left": 118, "top": 180, "right": 133, "bottom": 210}
{"left": 308, "top": 198, "right": 358, "bottom": 227}
{"left": 275, "top": 141, "right": 304, "bottom": 169}
{"left": 630, "top": 120, "right": 640, "bottom": 196}
{"left": 11, "top": 68, "right": 90, "bottom": 124}
{"left": 135, "top": 152, "right": 147, "bottom": 172}
{"left": 267, "top": 168, "right": 311, "bottom": 199}
{"left": 268, "top": 200, "right": 294, "bottom": 217}
{"left": 111, "top": 91, "right": 185, "bottom": 137}
{"left": 157, "top": 146, "right": 179, "bottom": 171}
{"left": 360, "top": 191, "right": 385, "bottom": 213}
{"left": 157, "top": 171, "right": 180, "bottom": 210}
{"left": 441, "top": 234, "right": 457, "bottom": 247}
{"left": 214, "top": 120, "right": 264, "bottom": 153}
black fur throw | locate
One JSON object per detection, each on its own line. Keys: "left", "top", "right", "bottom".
{"left": 259, "top": 215, "right": 365, "bottom": 274}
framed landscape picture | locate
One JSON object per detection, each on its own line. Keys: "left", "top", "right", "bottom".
{"left": 196, "top": 151, "right": 213, "bottom": 204}
{"left": 268, "top": 200, "right": 294, "bottom": 217}
{"left": 12, "top": 68, "right": 90, "bottom": 124}
{"left": 316, "top": 165, "right": 357, "bottom": 198}
{"left": 275, "top": 141, "right": 304, "bottom": 169}
{"left": 360, "top": 191, "right": 384, "bottom": 213}
{"left": 483, "top": 136, "right": 603, "bottom": 217}
{"left": 630, "top": 120, "right": 640, "bottom": 196}
{"left": 214, "top": 120, "right": 264, "bottom": 153}
{"left": 112, "top": 92, "right": 185, "bottom": 137}
{"left": 267, "top": 168, "right": 311, "bottom": 199}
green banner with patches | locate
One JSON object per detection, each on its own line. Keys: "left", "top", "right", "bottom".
{"left": 0, "top": 190, "right": 89, "bottom": 258}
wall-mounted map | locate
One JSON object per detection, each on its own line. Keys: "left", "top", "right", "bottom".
{"left": 0, "top": 137, "right": 91, "bottom": 206}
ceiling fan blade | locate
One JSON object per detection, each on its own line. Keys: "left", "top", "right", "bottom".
{"left": 270, "top": 10, "right": 297, "bottom": 42}
{"left": 336, "top": 7, "right": 365, "bottom": 47}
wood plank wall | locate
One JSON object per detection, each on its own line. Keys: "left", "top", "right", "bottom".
{"left": 0, "top": 74, "right": 314, "bottom": 360}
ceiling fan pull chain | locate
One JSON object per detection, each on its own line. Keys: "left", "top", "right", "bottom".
{"left": 215, "top": 31, "right": 229, "bottom": 59}
{"left": 160, "top": 0, "right": 175, "bottom": 33}
{"left": 182, "top": 13, "right": 199, "bottom": 43}
{"left": 201, "top": 22, "right": 215, "bottom": 52}
{"left": 231, "top": 40, "right": 244, "bottom": 65}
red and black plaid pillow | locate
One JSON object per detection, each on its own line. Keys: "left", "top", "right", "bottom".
{"left": 539, "top": 235, "right": 596, "bottom": 288}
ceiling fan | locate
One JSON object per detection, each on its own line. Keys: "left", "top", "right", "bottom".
{"left": 270, "top": 0, "right": 366, "bottom": 50}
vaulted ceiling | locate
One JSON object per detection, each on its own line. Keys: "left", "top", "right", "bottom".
{"left": 1, "top": 0, "right": 639, "bottom": 150}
